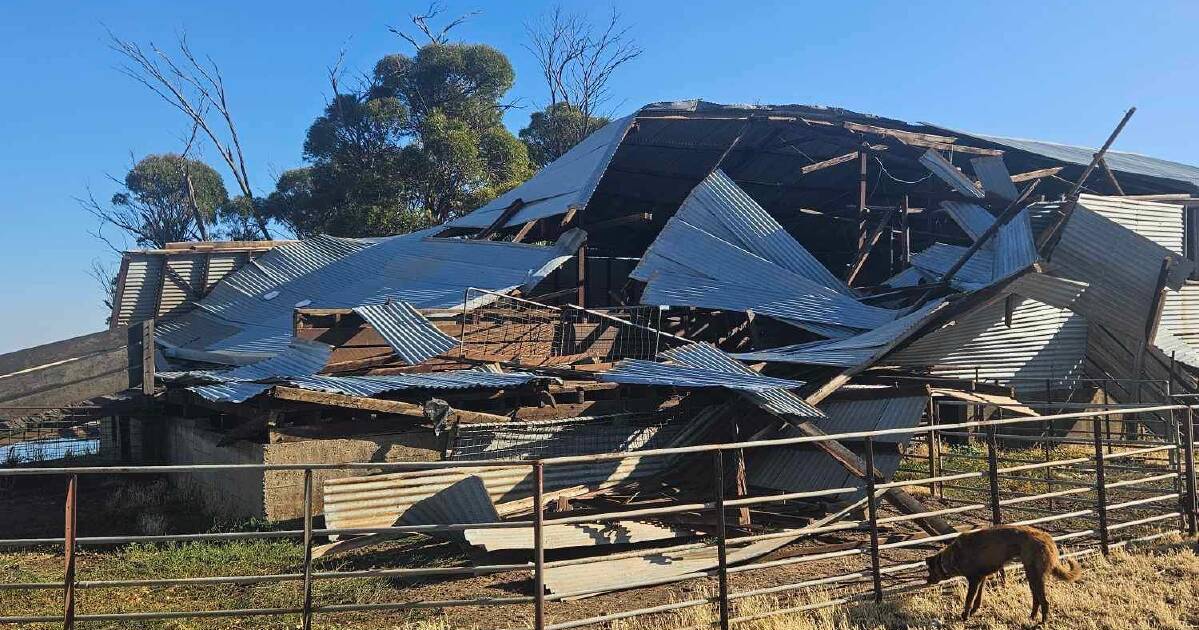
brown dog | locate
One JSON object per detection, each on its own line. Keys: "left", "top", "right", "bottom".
{"left": 925, "top": 525, "right": 1082, "bottom": 622}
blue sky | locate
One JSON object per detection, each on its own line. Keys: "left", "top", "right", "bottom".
{"left": 1, "top": 0, "right": 1197, "bottom": 353}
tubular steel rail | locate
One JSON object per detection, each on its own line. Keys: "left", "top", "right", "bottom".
{"left": 0, "top": 404, "right": 1195, "bottom": 629}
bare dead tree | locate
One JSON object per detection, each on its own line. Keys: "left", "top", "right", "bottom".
{"left": 88, "top": 259, "right": 119, "bottom": 316}
{"left": 389, "top": 1, "right": 479, "bottom": 50}
{"left": 178, "top": 122, "right": 210, "bottom": 241}
{"left": 108, "top": 29, "right": 271, "bottom": 239}
{"left": 524, "top": 6, "right": 642, "bottom": 156}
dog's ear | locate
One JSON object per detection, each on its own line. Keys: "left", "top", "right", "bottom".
{"left": 925, "top": 556, "right": 940, "bottom": 583}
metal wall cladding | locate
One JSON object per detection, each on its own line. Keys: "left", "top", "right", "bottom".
{"left": 322, "top": 406, "right": 720, "bottom": 533}
{"left": 920, "top": 149, "right": 985, "bottom": 199}
{"left": 1008, "top": 272, "right": 1090, "bottom": 309}
{"left": 449, "top": 412, "right": 689, "bottom": 461}
{"left": 186, "top": 369, "right": 547, "bottom": 403}
{"left": 1041, "top": 203, "right": 1194, "bottom": 339}
{"left": 352, "top": 302, "right": 459, "bottom": 366}
{"left": 814, "top": 396, "right": 928, "bottom": 444}
{"left": 891, "top": 295, "right": 1087, "bottom": 391}
{"left": 748, "top": 448, "right": 900, "bottom": 498}
{"left": 447, "top": 115, "right": 636, "bottom": 230}
{"left": 1076, "top": 194, "right": 1184, "bottom": 255}
{"left": 116, "top": 255, "right": 163, "bottom": 326}
{"left": 159, "top": 229, "right": 584, "bottom": 362}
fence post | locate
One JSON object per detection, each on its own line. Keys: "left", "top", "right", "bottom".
{"left": 926, "top": 396, "right": 942, "bottom": 498}
{"left": 1184, "top": 407, "right": 1197, "bottom": 536}
{"left": 863, "top": 437, "right": 883, "bottom": 602}
{"left": 63, "top": 474, "right": 77, "bottom": 630}
{"left": 712, "top": 450, "right": 731, "bottom": 630}
{"left": 985, "top": 424, "right": 1002, "bottom": 526}
{"left": 1091, "top": 417, "right": 1110, "bottom": 555}
{"left": 533, "top": 461, "right": 546, "bottom": 630}
{"left": 301, "top": 469, "right": 315, "bottom": 630}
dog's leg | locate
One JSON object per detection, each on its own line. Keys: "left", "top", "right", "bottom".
{"left": 1028, "top": 572, "right": 1046, "bottom": 621}
{"left": 970, "top": 574, "right": 987, "bottom": 615}
{"left": 962, "top": 577, "right": 980, "bottom": 621}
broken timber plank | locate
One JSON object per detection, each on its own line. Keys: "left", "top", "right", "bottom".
{"left": 270, "top": 386, "right": 510, "bottom": 424}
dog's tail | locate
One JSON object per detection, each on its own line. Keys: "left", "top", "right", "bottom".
{"left": 1050, "top": 557, "right": 1082, "bottom": 582}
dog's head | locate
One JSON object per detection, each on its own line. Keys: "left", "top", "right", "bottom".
{"left": 925, "top": 555, "right": 947, "bottom": 584}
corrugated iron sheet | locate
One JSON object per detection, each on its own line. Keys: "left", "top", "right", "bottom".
{"left": 599, "top": 358, "right": 804, "bottom": 391}
{"left": 352, "top": 302, "right": 459, "bottom": 365}
{"left": 920, "top": 149, "right": 985, "bottom": 199}
{"left": 1008, "top": 272, "right": 1089, "bottom": 309}
{"left": 187, "top": 369, "right": 547, "bottom": 403}
{"left": 655, "top": 343, "right": 823, "bottom": 419}
{"left": 449, "top": 412, "right": 690, "bottom": 461}
{"left": 814, "top": 396, "right": 928, "bottom": 443}
{"left": 1038, "top": 200, "right": 1194, "bottom": 339}
{"left": 917, "top": 203, "right": 1037, "bottom": 288}
{"left": 891, "top": 296, "right": 1087, "bottom": 390}
{"left": 1075, "top": 194, "right": 1184, "bottom": 255}
{"left": 732, "top": 300, "right": 946, "bottom": 368}
{"left": 749, "top": 448, "right": 901, "bottom": 499}
{"left": 970, "top": 155, "right": 1019, "bottom": 200}
{"left": 464, "top": 520, "right": 694, "bottom": 552}
{"left": 157, "top": 229, "right": 584, "bottom": 363}
{"left": 627, "top": 172, "right": 903, "bottom": 331}
{"left": 323, "top": 406, "right": 721, "bottom": 533}
{"left": 447, "top": 115, "right": 636, "bottom": 229}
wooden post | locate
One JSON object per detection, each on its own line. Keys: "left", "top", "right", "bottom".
{"left": 900, "top": 195, "right": 911, "bottom": 266}
{"left": 63, "top": 474, "right": 78, "bottom": 630}
{"left": 576, "top": 245, "right": 587, "bottom": 308}
{"left": 864, "top": 438, "right": 884, "bottom": 602}
{"left": 733, "top": 421, "right": 751, "bottom": 526}
{"left": 857, "top": 146, "right": 869, "bottom": 254}
{"left": 712, "top": 451, "right": 730, "bottom": 630}
{"left": 533, "top": 461, "right": 546, "bottom": 630}
{"left": 927, "top": 396, "right": 942, "bottom": 498}
{"left": 301, "top": 469, "right": 315, "bottom": 630}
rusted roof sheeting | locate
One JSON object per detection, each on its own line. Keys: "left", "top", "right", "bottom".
{"left": 352, "top": 302, "right": 459, "bottom": 365}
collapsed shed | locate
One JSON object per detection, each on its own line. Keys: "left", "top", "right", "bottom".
{"left": 9, "top": 99, "right": 1199, "bottom": 597}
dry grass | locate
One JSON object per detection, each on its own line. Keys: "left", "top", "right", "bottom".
{"left": 613, "top": 535, "right": 1199, "bottom": 630}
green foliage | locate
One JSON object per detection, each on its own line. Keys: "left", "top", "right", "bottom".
{"left": 267, "top": 43, "right": 532, "bottom": 238}
{"left": 103, "top": 154, "right": 229, "bottom": 248}
{"left": 519, "top": 102, "right": 610, "bottom": 167}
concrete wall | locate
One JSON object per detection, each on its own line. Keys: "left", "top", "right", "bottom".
{"left": 160, "top": 416, "right": 266, "bottom": 521}
{"left": 154, "top": 416, "right": 441, "bottom": 522}
{"left": 263, "top": 430, "right": 440, "bottom": 521}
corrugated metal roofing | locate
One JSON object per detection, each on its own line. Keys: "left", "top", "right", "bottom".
{"left": 447, "top": 115, "right": 636, "bottom": 229}
{"left": 1008, "top": 273, "right": 1090, "bottom": 309}
{"left": 814, "top": 396, "right": 928, "bottom": 443}
{"left": 917, "top": 203, "right": 1037, "bottom": 289}
{"left": 891, "top": 296, "right": 1087, "bottom": 390}
{"left": 352, "top": 302, "right": 459, "bottom": 365}
{"left": 599, "top": 358, "right": 805, "bottom": 391}
{"left": 920, "top": 149, "right": 985, "bottom": 199}
{"left": 657, "top": 343, "right": 824, "bottom": 419}
{"left": 630, "top": 172, "right": 904, "bottom": 331}
{"left": 970, "top": 155, "right": 1019, "bottom": 200}
{"left": 157, "top": 229, "right": 585, "bottom": 363}
{"left": 953, "top": 132, "right": 1199, "bottom": 192}
{"left": 187, "top": 369, "right": 547, "bottom": 403}
{"left": 464, "top": 520, "right": 693, "bottom": 552}
{"left": 323, "top": 406, "right": 721, "bottom": 533}
{"left": 749, "top": 448, "right": 901, "bottom": 499}
{"left": 1037, "top": 200, "right": 1194, "bottom": 339}
{"left": 732, "top": 300, "right": 946, "bottom": 368}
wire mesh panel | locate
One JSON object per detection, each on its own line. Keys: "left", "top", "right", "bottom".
{"left": 459, "top": 288, "right": 676, "bottom": 367}
{"left": 0, "top": 410, "right": 123, "bottom": 466}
